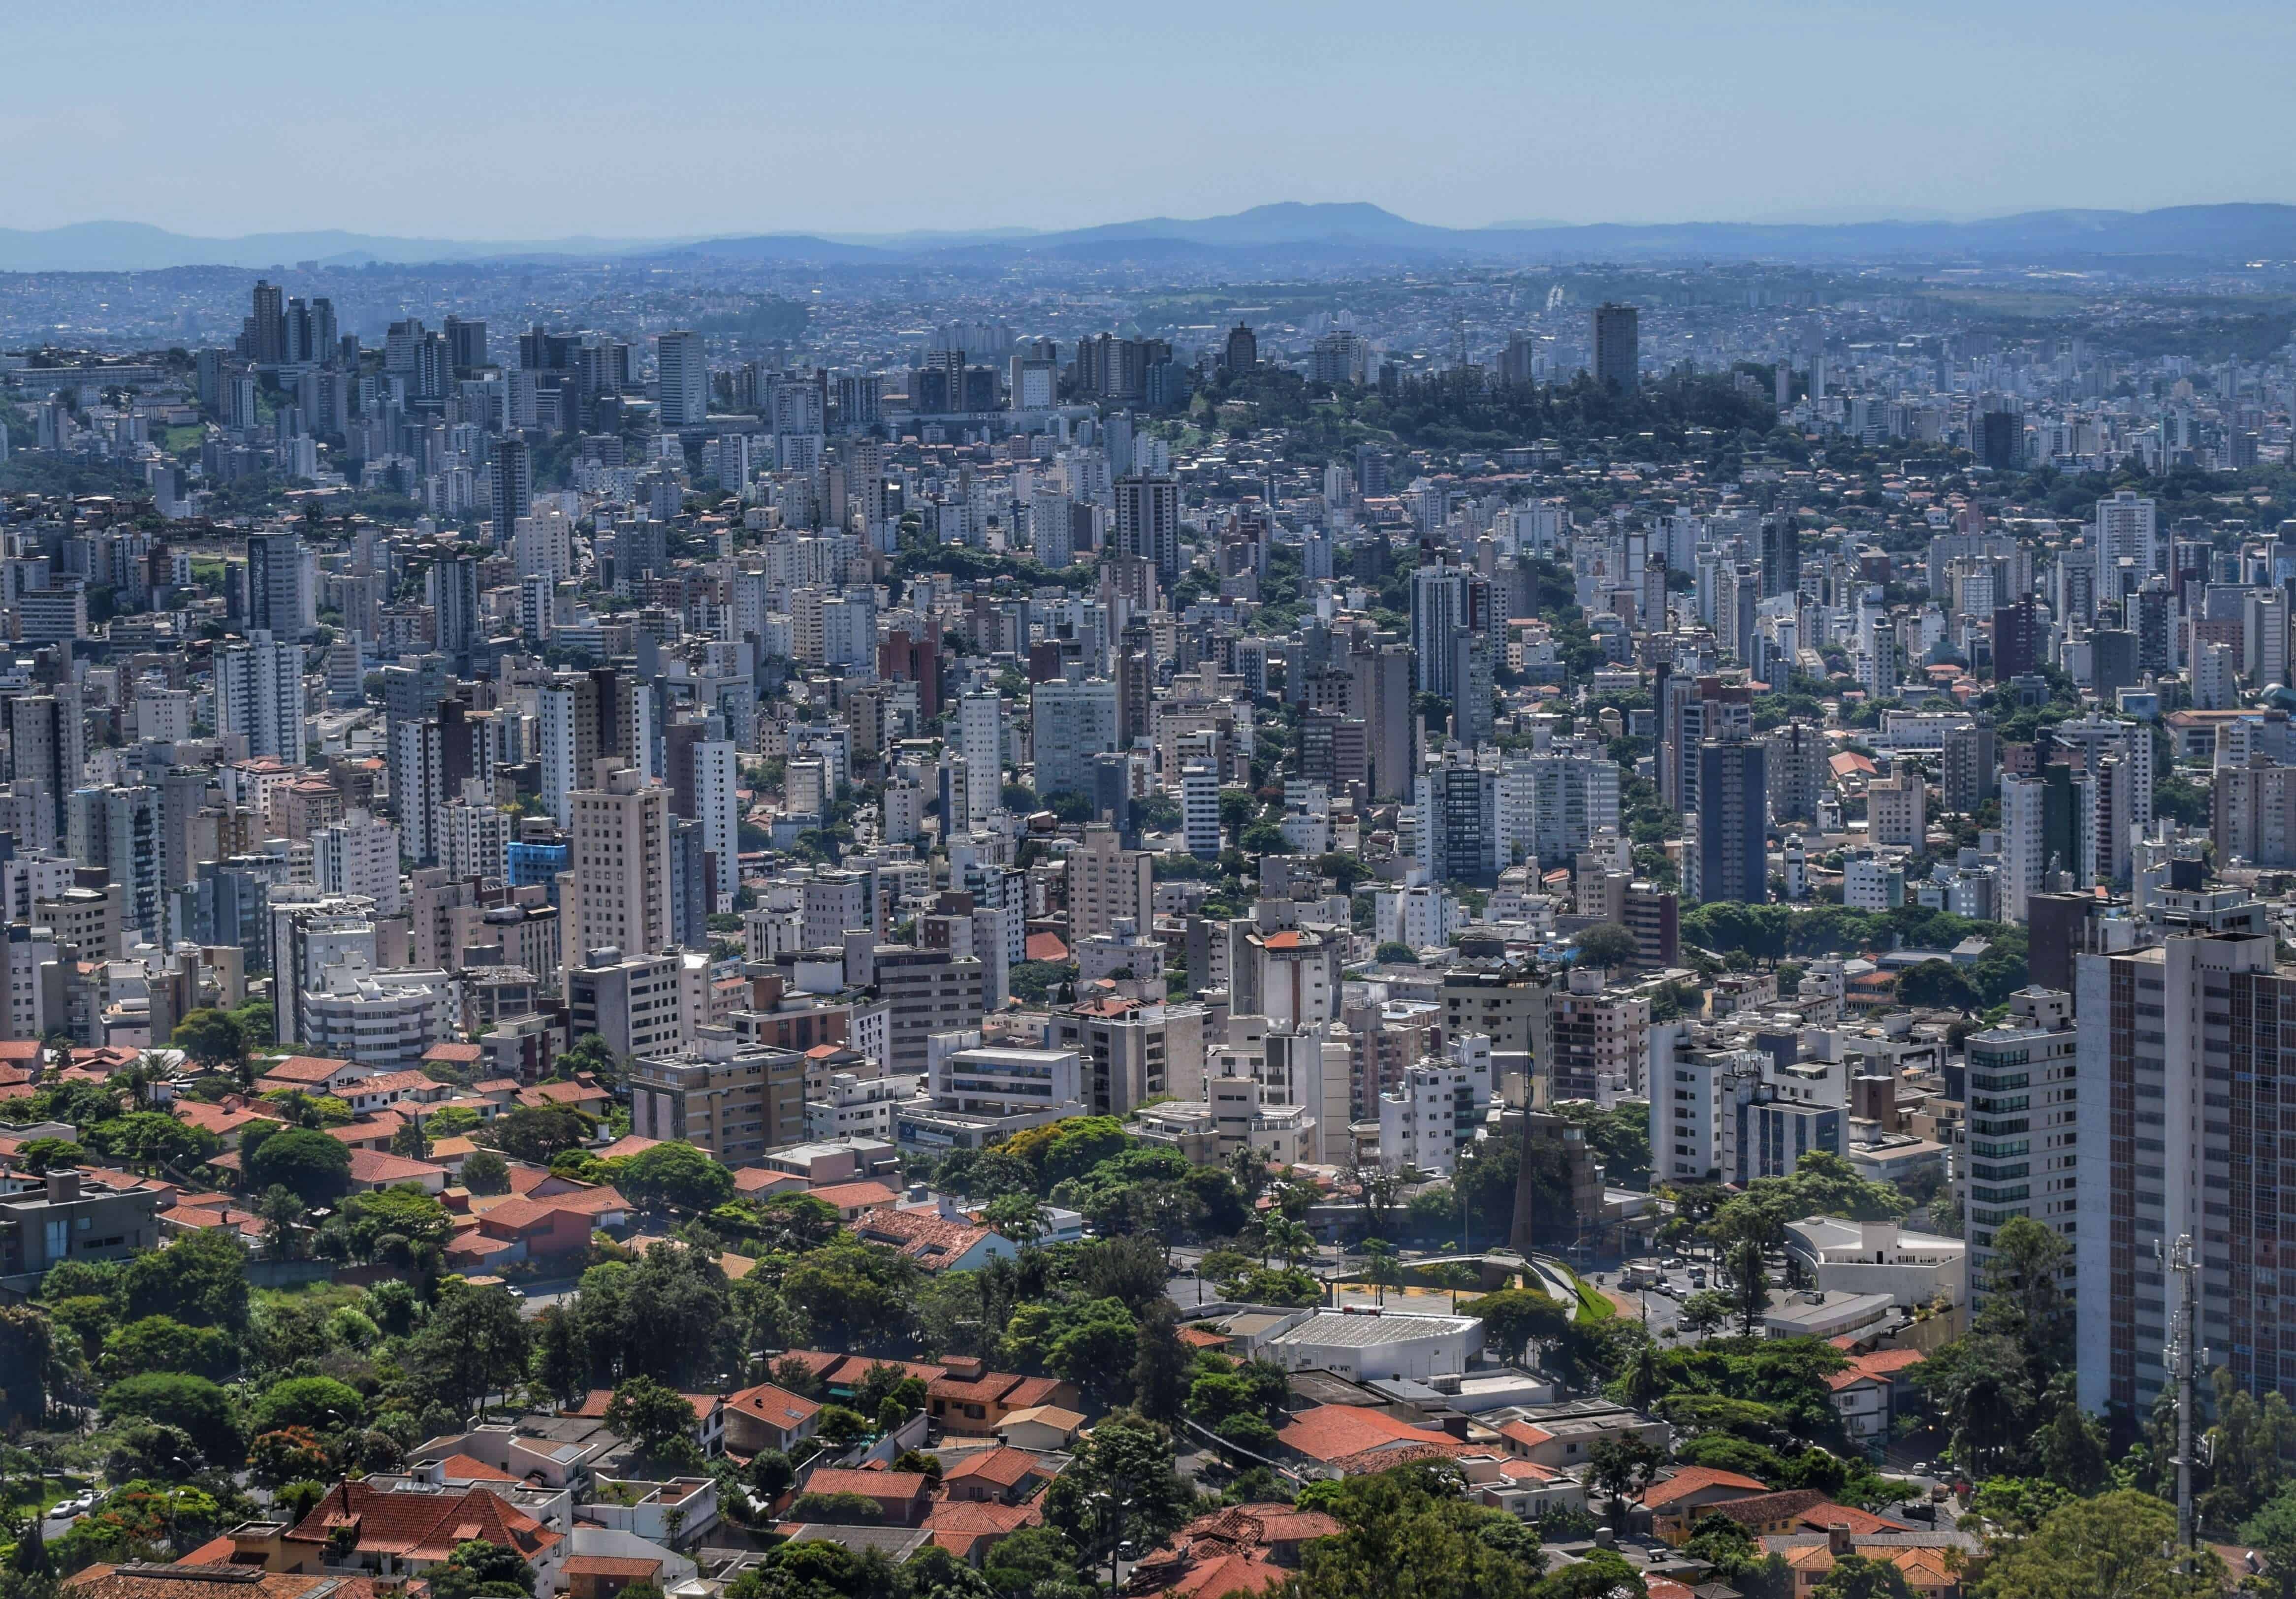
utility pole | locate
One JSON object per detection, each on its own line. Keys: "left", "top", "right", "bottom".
{"left": 2163, "top": 1232, "right": 2202, "bottom": 1565}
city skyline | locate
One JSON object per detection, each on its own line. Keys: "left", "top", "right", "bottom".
{"left": 9, "top": 0, "right": 2296, "bottom": 238}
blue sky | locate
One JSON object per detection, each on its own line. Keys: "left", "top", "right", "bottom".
{"left": 7, "top": 0, "right": 2294, "bottom": 238}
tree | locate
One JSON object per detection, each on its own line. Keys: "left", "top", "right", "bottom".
{"left": 1473, "top": 1289, "right": 1570, "bottom": 1367}
{"left": 748, "top": 1448, "right": 795, "bottom": 1501}
{"left": 242, "top": 1125, "right": 352, "bottom": 1207}
{"left": 1809, "top": 1555, "right": 1915, "bottom": 1599}
{"left": 102, "top": 1315, "right": 236, "bottom": 1381}
{"left": 983, "top": 1192, "right": 1050, "bottom": 1244}
{"left": 171, "top": 1009, "right": 248, "bottom": 1078}
{"left": 16, "top": 1137, "right": 86, "bottom": 1173}
{"left": 257, "top": 1185, "right": 308, "bottom": 1261}
{"left": 1132, "top": 1301, "right": 1193, "bottom": 1425}
{"left": 99, "top": 1373, "right": 241, "bottom": 1466}
{"left": 409, "top": 1282, "right": 532, "bottom": 1418}
{"left": 0, "top": 1303, "right": 53, "bottom": 1424}
{"left": 603, "top": 1376, "right": 705, "bottom": 1472}
{"left": 2199, "top": 1365, "right": 2296, "bottom": 1533}
{"left": 460, "top": 1149, "right": 511, "bottom": 1195}
{"left": 1726, "top": 1235, "right": 1769, "bottom": 1335}
{"left": 1981, "top": 1490, "right": 2221, "bottom": 1599}
{"left": 84, "top": 1112, "right": 215, "bottom": 1170}
{"left": 248, "top": 1427, "right": 334, "bottom": 1489}
{"left": 981, "top": 1526, "right": 1081, "bottom": 1598}
{"left": 1976, "top": 1215, "right": 2073, "bottom": 1367}
{"left": 250, "top": 1375, "right": 368, "bottom": 1434}
{"left": 1574, "top": 923, "right": 1643, "bottom": 971}
{"left": 1042, "top": 1410, "right": 1199, "bottom": 1559}
{"left": 1678, "top": 1291, "right": 1733, "bottom": 1336}
{"left": 616, "top": 1142, "right": 734, "bottom": 1213}
{"left": 2243, "top": 1487, "right": 2296, "bottom": 1599}
{"left": 121, "top": 1224, "right": 250, "bottom": 1332}
{"left": 1913, "top": 1331, "right": 2036, "bottom": 1480}
{"left": 488, "top": 1104, "right": 590, "bottom": 1163}
{"left": 1586, "top": 1434, "right": 1662, "bottom": 1526}
{"left": 428, "top": 1539, "right": 536, "bottom": 1599}
{"left": 331, "top": 1184, "right": 454, "bottom": 1267}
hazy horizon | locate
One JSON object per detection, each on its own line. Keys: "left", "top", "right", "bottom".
{"left": 9, "top": 0, "right": 2295, "bottom": 240}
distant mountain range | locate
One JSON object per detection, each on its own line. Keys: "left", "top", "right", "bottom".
{"left": 10, "top": 201, "right": 2296, "bottom": 272}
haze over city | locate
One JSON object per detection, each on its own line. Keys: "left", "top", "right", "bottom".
{"left": 7, "top": 9, "right": 2296, "bottom": 1599}
{"left": 9, "top": 0, "right": 2296, "bottom": 238}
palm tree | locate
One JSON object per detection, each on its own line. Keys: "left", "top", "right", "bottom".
{"left": 1727, "top": 1235, "right": 1770, "bottom": 1336}
{"left": 1621, "top": 1340, "right": 1664, "bottom": 1412}
{"left": 1359, "top": 1239, "right": 1400, "bottom": 1305}
{"left": 1265, "top": 1215, "right": 1316, "bottom": 1270}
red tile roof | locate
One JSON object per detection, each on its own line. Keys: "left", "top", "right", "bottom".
{"left": 346, "top": 1148, "right": 446, "bottom": 1185}
{"left": 1641, "top": 1467, "right": 1771, "bottom": 1509}
{"left": 1274, "top": 1405, "right": 1442, "bottom": 1465}
{"left": 284, "top": 1478, "right": 558, "bottom": 1564}
{"left": 434, "top": 1454, "right": 516, "bottom": 1482}
{"left": 801, "top": 1468, "right": 931, "bottom": 1503}
{"left": 727, "top": 1382, "right": 820, "bottom": 1432}
{"left": 941, "top": 1447, "right": 1040, "bottom": 1490}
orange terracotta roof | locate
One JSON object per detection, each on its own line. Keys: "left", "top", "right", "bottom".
{"left": 1642, "top": 1467, "right": 1772, "bottom": 1509}
{"left": 434, "top": 1453, "right": 516, "bottom": 1482}
{"left": 283, "top": 1478, "right": 557, "bottom": 1564}
{"left": 1274, "top": 1405, "right": 1442, "bottom": 1465}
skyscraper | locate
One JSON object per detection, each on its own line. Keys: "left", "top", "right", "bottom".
{"left": 8, "top": 689, "right": 86, "bottom": 840}
{"left": 214, "top": 633, "right": 306, "bottom": 760}
{"left": 959, "top": 690, "right": 1004, "bottom": 827}
{"left": 1593, "top": 303, "right": 1639, "bottom": 392}
{"left": 427, "top": 555, "right": 483, "bottom": 662}
{"left": 1694, "top": 738, "right": 1767, "bottom": 905}
{"left": 571, "top": 765, "right": 673, "bottom": 965}
{"left": 1351, "top": 643, "right": 1414, "bottom": 802}
{"left": 1029, "top": 680, "right": 1120, "bottom": 803}
{"left": 247, "top": 531, "right": 314, "bottom": 639}
{"left": 1113, "top": 475, "right": 1182, "bottom": 586}
{"left": 656, "top": 330, "right": 708, "bottom": 428}
{"left": 2074, "top": 933, "right": 2290, "bottom": 1417}
{"left": 1223, "top": 324, "right": 1258, "bottom": 372}
{"left": 491, "top": 437, "right": 532, "bottom": 534}
{"left": 245, "top": 279, "right": 286, "bottom": 364}
{"left": 1409, "top": 559, "right": 1494, "bottom": 703}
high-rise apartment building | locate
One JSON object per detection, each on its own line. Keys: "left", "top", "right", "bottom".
{"left": 315, "top": 808, "right": 404, "bottom": 914}
{"left": 1593, "top": 303, "right": 1639, "bottom": 391}
{"left": 1030, "top": 679, "right": 1120, "bottom": 802}
{"left": 570, "top": 765, "right": 673, "bottom": 969}
{"left": 656, "top": 330, "right": 709, "bottom": 428}
{"left": 873, "top": 947, "right": 985, "bottom": 1075}
{"left": 1351, "top": 644, "right": 1414, "bottom": 802}
{"left": 9, "top": 689, "right": 87, "bottom": 840}
{"left": 1963, "top": 987, "right": 2078, "bottom": 1305}
{"left": 1113, "top": 475, "right": 1182, "bottom": 586}
{"left": 1694, "top": 738, "right": 1768, "bottom": 905}
{"left": 959, "top": 690, "right": 1003, "bottom": 828}
{"left": 214, "top": 633, "right": 306, "bottom": 761}
{"left": 1066, "top": 823, "right": 1152, "bottom": 942}
{"left": 247, "top": 531, "right": 315, "bottom": 639}
{"left": 630, "top": 1026, "right": 806, "bottom": 1166}
{"left": 2075, "top": 934, "right": 2290, "bottom": 1415}
{"left": 491, "top": 437, "right": 533, "bottom": 532}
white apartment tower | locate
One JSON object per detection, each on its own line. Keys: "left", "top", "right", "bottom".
{"left": 214, "top": 631, "right": 306, "bottom": 760}
{"left": 571, "top": 765, "right": 673, "bottom": 970}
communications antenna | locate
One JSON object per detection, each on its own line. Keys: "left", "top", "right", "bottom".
{"left": 2161, "top": 1233, "right": 2203, "bottom": 1565}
